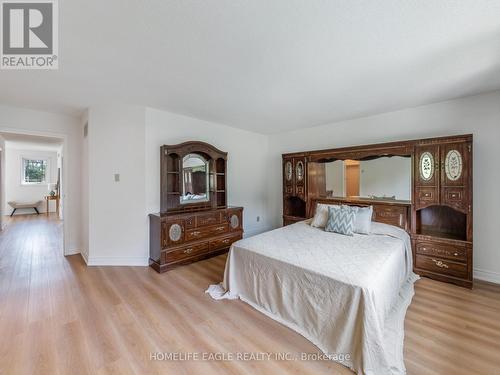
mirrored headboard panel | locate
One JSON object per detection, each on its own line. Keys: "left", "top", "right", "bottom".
{"left": 321, "top": 156, "right": 411, "bottom": 201}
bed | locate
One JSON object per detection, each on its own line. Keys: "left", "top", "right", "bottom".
{"left": 207, "top": 202, "right": 418, "bottom": 375}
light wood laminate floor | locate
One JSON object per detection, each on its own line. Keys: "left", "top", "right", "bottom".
{"left": 1, "top": 214, "right": 499, "bottom": 374}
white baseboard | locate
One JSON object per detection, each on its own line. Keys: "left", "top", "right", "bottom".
{"left": 86, "top": 256, "right": 149, "bottom": 267}
{"left": 474, "top": 268, "right": 500, "bottom": 284}
{"left": 64, "top": 248, "right": 81, "bottom": 256}
{"left": 80, "top": 250, "right": 89, "bottom": 265}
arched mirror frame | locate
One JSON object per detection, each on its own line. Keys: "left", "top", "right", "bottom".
{"left": 160, "top": 141, "right": 228, "bottom": 213}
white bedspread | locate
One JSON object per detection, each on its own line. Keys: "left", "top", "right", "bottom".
{"left": 207, "top": 221, "right": 418, "bottom": 375}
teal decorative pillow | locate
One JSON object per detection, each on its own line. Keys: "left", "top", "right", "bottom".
{"left": 325, "top": 206, "right": 358, "bottom": 236}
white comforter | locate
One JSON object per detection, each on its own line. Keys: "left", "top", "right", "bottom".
{"left": 207, "top": 221, "right": 419, "bottom": 374}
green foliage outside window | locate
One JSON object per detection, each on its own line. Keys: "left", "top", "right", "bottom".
{"left": 23, "top": 159, "right": 47, "bottom": 183}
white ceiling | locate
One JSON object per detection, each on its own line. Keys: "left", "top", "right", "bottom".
{"left": 1, "top": 1, "right": 500, "bottom": 134}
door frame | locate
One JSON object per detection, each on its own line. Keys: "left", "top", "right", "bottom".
{"left": 0, "top": 127, "right": 70, "bottom": 256}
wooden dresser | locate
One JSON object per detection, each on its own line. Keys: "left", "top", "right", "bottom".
{"left": 149, "top": 207, "right": 243, "bottom": 272}
{"left": 149, "top": 141, "right": 243, "bottom": 273}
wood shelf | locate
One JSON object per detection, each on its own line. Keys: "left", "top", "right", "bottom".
{"left": 416, "top": 229, "right": 467, "bottom": 242}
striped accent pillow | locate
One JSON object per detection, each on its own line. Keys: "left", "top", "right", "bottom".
{"left": 325, "top": 206, "right": 358, "bottom": 236}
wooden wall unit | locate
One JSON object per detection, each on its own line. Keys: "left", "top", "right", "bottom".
{"left": 150, "top": 141, "right": 243, "bottom": 272}
{"left": 282, "top": 153, "right": 325, "bottom": 225}
{"left": 413, "top": 135, "right": 472, "bottom": 288}
{"left": 282, "top": 134, "right": 473, "bottom": 288}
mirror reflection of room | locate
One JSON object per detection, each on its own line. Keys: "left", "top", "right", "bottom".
{"left": 323, "top": 156, "right": 411, "bottom": 201}
{"left": 181, "top": 153, "right": 209, "bottom": 203}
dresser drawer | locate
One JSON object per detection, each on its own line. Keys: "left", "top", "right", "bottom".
{"left": 415, "top": 255, "right": 468, "bottom": 279}
{"left": 185, "top": 223, "right": 228, "bottom": 242}
{"left": 165, "top": 242, "right": 209, "bottom": 263}
{"left": 416, "top": 241, "right": 467, "bottom": 263}
{"left": 196, "top": 212, "right": 221, "bottom": 227}
{"left": 209, "top": 233, "right": 241, "bottom": 251}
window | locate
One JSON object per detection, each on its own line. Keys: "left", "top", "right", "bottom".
{"left": 22, "top": 158, "right": 48, "bottom": 184}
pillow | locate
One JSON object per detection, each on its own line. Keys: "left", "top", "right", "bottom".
{"left": 325, "top": 206, "right": 358, "bottom": 236}
{"left": 311, "top": 203, "right": 341, "bottom": 228}
{"left": 353, "top": 206, "right": 373, "bottom": 234}
{"left": 342, "top": 205, "right": 373, "bottom": 234}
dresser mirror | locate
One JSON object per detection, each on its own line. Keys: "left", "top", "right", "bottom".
{"left": 181, "top": 153, "right": 209, "bottom": 204}
{"left": 321, "top": 156, "right": 411, "bottom": 201}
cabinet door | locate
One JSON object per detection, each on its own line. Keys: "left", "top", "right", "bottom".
{"left": 440, "top": 142, "right": 469, "bottom": 212}
{"left": 283, "top": 158, "right": 294, "bottom": 196}
{"left": 415, "top": 145, "right": 440, "bottom": 209}
{"left": 293, "top": 157, "right": 306, "bottom": 200}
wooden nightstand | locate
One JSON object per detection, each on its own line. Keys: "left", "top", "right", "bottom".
{"left": 44, "top": 195, "right": 60, "bottom": 216}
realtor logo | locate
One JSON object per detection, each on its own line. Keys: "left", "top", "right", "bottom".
{"left": 1, "top": 0, "right": 58, "bottom": 69}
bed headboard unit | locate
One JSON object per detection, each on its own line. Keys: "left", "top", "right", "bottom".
{"left": 284, "top": 134, "right": 473, "bottom": 288}
{"left": 310, "top": 197, "right": 411, "bottom": 231}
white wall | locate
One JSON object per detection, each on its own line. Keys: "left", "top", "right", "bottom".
{"left": 85, "top": 105, "right": 147, "bottom": 265}
{"left": 146, "top": 108, "right": 271, "bottom": 237}
{"left": 0, "top": 135, "right": 5, "bottom": 229}
{"left": 0, "top": 104, "right": 82, "bottom": 254}
{"left": 81, "top": 105, "right": 271, "bottom": 266}
{"left": 359, "top": 157, "right": 411, "bottom": 200}
{"left": 4, "top": 148, "right": 58, "bottom": 215}
{"left": 268, "top": 90, "right": 500, "bottom": 283}
{"left": 80, "top": 111, "right": 89, "bottom": 262}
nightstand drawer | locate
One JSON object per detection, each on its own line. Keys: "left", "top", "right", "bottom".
{"left": 415, "top": 255, "right": 468, "bottom": 279}
{"left": 416, "top": 241, "right": 467, "bottom": 263}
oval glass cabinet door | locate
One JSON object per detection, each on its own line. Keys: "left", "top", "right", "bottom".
{"left": 296, "top": 161, "right": 304, "bottom": 182}
{"left": 445, "top": 149, "right": 463, "bottom": 181}
{"left": 285, "top": 161, "right": 293, "bottom": 182}
{"left": 419, "top": 152, "right": 434, "bottom": 181}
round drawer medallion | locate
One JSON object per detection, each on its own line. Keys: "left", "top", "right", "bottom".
{"left": 230, "top": 214, "right": 239, "bottom": 229}
{"left": 169, "top": 223, "right": 182, "bottom": 242}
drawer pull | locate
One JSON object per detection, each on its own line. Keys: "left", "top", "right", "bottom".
{"left": 192, "top": 231, "right": 201, "bottom": 236}
{"left": 223, "top": 239, "right": 230, "bottom": 244}
{"left": 454, "top": 252, "right": 459, "bottom": 256}
{"left": 432, "top": 259, "right": 449, "bottom": 269}
{"left": 216, "top": 226, "right": 225, "bottom": 231}
{"left": 183, "top": 248, "right": 193, "bottom": 254}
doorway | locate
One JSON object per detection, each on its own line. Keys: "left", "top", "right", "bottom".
{"left": 344, "top": 160, "right": 360, "bottom": 197}
{"left": 0, "top": 131, "right": 65, "bottom": 254}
